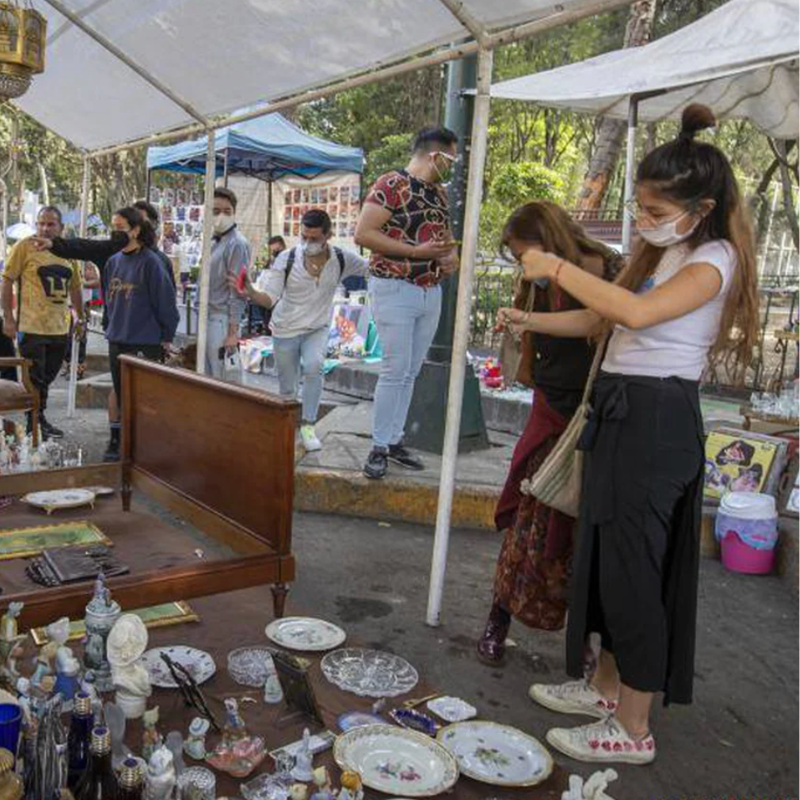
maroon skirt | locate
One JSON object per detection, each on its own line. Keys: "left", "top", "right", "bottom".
{"left": 492, "top": 392, "right": 576, "bottom": 631}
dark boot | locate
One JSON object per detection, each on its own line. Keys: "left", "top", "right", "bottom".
{"left": 477, "top": 603, "right": 511, "bottom": 665}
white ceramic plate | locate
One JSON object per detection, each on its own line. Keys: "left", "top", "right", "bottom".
{"left": 321, "top": 648, "right": 418, "bottom": 698}
{"left": 437, "top": 721, "right": 553, "bottom": 787}
{"left": 141, "top": 646, "right": 216, "bottom": 688}
{"left": 84, "top": 486, "right": 116, "bottom": 497}
{"left": 426, "top": 696, "right": 477, "bottom": 723}
{"left": 23, "top": 489, "right": 95, "bottom": 512}
{"left": 334, "top": 725, "right": 458, "bottom": 797}
{"left": 265, "top": 616, "right": 346, "bottom": 652}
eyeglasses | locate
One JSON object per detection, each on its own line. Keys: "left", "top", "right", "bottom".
{"left": 430, "top": 150, "right": 460, "bottom": 164}
{"left": 624, "top": 197, "right": 685, "bottom": 224}
{"left": 160, "top": 653, "right": 221, "bottom": 732}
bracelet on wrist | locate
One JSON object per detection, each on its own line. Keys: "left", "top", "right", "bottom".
{"left": 553, "top": 259, "right": 566, "bottom": 285}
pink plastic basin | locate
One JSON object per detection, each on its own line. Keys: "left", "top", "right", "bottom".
{"left": 720, "top": 530, "right": 775, "bottom": 575}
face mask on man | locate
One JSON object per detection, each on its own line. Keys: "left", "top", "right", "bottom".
{"left": 303, "top": 240, "right": 326, "bottom": 257}
{"left": 213, "top": 212, "right": 235, "bottom": 236}
{"left": 637, "top": 210, "right": 699, "bottom": 248}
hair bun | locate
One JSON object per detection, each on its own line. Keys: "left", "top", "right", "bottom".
{"left": 679, "top": 104, "right": 716, "bottom": 140}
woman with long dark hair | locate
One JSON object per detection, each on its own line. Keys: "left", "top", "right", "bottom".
{"left": 478, "top": 202, "right": 623, "bottom": 666}
{"left": 103, "top": 207, "right": 179, "bottom": 457}
{"left": 500, "top": 104, "right": 758, "bottom": 764}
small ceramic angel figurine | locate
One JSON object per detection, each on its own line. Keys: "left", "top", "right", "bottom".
{"left": 0, "top": 602, "right": 26, "bottom": 690}
{"left": 291, "top": 728, "right": 314, "bottom": 782}
{"left": 142, "top": 706, "right": 162, "bottom": 762}
{"left": 107, "top": 614, "right": 151, "bottom": 719}
{"left": 221, "top": 698, "right": 247, "bottom": 746}
{"left": 183, "top": 717, "right": 209, "bottom": 760}
{"left": 16, "top": 676, "right": 32, "bottom": 728}
{"left": 144, "top": 745, "right": 176, "bottom": 800}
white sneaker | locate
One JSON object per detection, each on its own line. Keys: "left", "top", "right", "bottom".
{"left": 546, "top": 717, "right": 656, "bottom": 765}
{"left": 300, "top": 424, "right": 322, "bottom": 452}
{"left": 529, "top": 679, "right": 618, "bottom": 719}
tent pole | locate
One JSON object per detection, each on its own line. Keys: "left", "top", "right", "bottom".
{"left": 223, "top": 149, "right": 230, "bottom": 188}
{"left": 145, "top": 168, "right": 152, "bottom": 203}
{"left": 621, "top": 96, "right": 639, "bottom": 257}
{"left": 68, "top": 156, "right": 91, "bottom": 418}
{"left": 195, "top": 132, "right": 217, "bottom": 374}
{"left": 426, "top": 46, "right": 493, "bottom": 628}
{"left": 267, "top": 178, "right": 273, "bottom": 238}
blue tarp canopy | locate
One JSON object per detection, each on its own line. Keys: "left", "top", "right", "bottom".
{"left": 146, "top": 112, "right": 363, "bottom": 180}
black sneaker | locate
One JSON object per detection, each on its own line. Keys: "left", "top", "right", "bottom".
{"left": 363, "top": 448, "right": 388, "bottom": 480}
{"left": 388, "top": 443, "right": 425, "bottom": 471}
{"left": 39, "top": 416, "right": 64, "bottom": 440}
{"left": 103, "top": 440, "right": 120, "bottom": 463}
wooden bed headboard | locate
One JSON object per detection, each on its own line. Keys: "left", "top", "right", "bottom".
{"left": 120, "top": 356, "right": 298, "bottom": 556}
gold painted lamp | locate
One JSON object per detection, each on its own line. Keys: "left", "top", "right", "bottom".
{"left": 0, "top": 1, "right": 46, "bottom": 103}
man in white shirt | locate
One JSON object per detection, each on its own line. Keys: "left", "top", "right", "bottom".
{"left": 236, "top": 209, "right": 368, "bottom": 451}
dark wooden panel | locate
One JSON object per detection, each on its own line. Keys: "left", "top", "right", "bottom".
{"left": 121, "top": 357, "right": 297, "bottom": 555}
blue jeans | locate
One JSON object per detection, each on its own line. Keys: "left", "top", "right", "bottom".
{"left": 272, "top": 327, "right": 329, "bottom": 424}
{"left": 369, "top": 276, "right": 442, "bottom": 449}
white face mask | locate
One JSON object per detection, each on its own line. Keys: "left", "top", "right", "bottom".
{"left": 637, "top": 210, "right": 699, "bottom": 247}
{"left": 303, "top": 240, "right": 326, "bottom": 257}
{"left": 213, "top": 213, "right": 235, "bottom": 235}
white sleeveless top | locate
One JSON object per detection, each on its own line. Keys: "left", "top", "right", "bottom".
{"left": 603, "top": 240, "right": 737, "bottom": 381}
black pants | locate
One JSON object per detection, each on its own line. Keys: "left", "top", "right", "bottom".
{"left": 108, "top": 342, "right": 164, "bottom": 402}
{"left": 18, "top": 333, "right": 68, "bottom": 412}
{"left": 0, "top": 325, "right": 16, "bottom": 381}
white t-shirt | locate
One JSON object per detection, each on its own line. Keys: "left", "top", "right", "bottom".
{"left": 603, "top": 240, "right": 737, "bottom": 381}
{"left": 256, "top": 245, "right": 368, "bottom": 338}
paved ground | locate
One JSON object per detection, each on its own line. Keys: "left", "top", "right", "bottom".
{"left": 22, "top": 357, "right": 800, "bottom": 799}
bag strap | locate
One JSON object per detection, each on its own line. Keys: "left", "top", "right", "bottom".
{"left": 285, "top": 247, "right": 297, "bottom": 279}
{"left": 334, "top": 246, "right": 345, "bottom": 277}
{"left": 580, "top": 332, "right": 609, "bottom": 406}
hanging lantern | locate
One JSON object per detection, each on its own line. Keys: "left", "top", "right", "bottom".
{"left": 0, "top": 1, "right": 46, "bottom": 103}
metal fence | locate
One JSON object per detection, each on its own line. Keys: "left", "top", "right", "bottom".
{"left": 469, "top": 260, "right": 799, "bottom": 395}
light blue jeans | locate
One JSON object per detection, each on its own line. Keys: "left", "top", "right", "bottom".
{"left": 272, "top": 326, "right": 329, "bottom": 424}
{"left": 369, "top": 276, "right": 442, "bottom": 449}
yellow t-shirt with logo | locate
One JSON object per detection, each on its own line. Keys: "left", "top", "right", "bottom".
{"left": 3, "top": 239, "right": 81, "bottom": 335}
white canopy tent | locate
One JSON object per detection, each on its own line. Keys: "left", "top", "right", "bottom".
{"left": 488, "top": 0, "right": 800, "bottom": 251}
{"left": 7, "top": 0, "right": 643, "bottom": 625}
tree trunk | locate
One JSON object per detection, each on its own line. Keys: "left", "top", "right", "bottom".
{"left": 773, "top": 139, "right": 799, "bottom": 250}
{"left": 575, "top": 0, "right": 658, "bottom": 215}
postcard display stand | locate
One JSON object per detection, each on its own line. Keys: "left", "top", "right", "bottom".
{"left": 149, "top": 180, "right": 206, "bottom": 275}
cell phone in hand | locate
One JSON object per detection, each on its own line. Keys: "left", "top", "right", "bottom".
{"left": 218, "top": 346, "right": 226, "bottom": 360}
{"left": 236, "top": 267, "right": 248, "bottom": 293}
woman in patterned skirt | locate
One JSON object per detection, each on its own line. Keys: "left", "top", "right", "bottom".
{"left": 477, "top": 202, "right": 623, "bottom": 665}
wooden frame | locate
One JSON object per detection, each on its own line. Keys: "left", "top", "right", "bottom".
{"left": 0, "top": 356, "right": 298, "bottom": 628}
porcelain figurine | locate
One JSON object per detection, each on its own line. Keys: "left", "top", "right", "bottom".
{"left": 142, "top": 706, "right": 162, "bottom": 762}
{"left": 32, "top": 617, "right": 70, "bottom": 691}
{"left": 338, "top": 771, "right": 364, "bottom": 800}
{"left": 144, "top": 745, "right": 176, "bottom": 800}
{"left": 0, "top": 602, "right": 25, "bottom": 692}
{"left": 309, "top": 767, "right": 335, "bottom": 800}
{"left": 52, "top": 646, "right": 81, "bottom": 709}
{"left": 290, "top": 729, "right": 314, "bottom": 782}
{"left": 263, "top": 672, "right": 283, "bottom": 704}
{"left": 290, "top": 784, "right": 309, "bottom": 800}
{"left": 107, "top": 614, "right": 151, "bottom": 719}
{"left": 165, "top": 731, "right": 185, "bottom": 777}
{"left": 183, "top": 717, "right": 209, "bottom": 760}
{"left": 15, "top": 677, "right": 32, "bottom": 729}
{"left": 104, "top": 702, "right": 133, "bottom": 769}
{"left": 221, "top": 698, "right": 247, "bottom": 746}
{"left": 83, "top": 573, "right": 121, "bottom": 693}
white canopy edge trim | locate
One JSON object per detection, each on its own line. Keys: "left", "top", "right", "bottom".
{"left": 19, "top": 0, "right": 632, "bottom": 159}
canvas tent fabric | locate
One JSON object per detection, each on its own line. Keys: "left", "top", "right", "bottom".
{"left": 14, "top": 0, "right": 615, "bottom": 152}
{"left": 487, "top": 0, "right": 799, "bottom": 138}
{"left": 146, "top": 112, "right": 363, "bottom": 179}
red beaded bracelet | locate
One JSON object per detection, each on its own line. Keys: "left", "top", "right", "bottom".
{"left": 553, "top": 259, "right": 566, "bottom": 285}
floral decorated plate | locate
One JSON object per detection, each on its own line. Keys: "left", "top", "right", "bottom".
{"left": 141, "top": 645, "right": 216, "bottom": 688}
{"left": 426, "top": 696, "right": 477, "bottom": 723}
{"left": 321, "top": 648, "right": 418, "bottom": 698}
{"left": 334, "top": 724, "right": 458, "bottom": 797}
{"left": 265, "top": 616, "right": 346, "bottom": 652}
{"left": 436, "top": 721, "right": 553, "bottom": 787}
{"left": 84, "top": 486, "right": 116, "bottom": 497}
{"left": 23, "top": 489, "right": 95, "bottom": 514}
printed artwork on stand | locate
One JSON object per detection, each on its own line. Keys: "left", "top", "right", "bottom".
{"left": 282, "top": 176, "right": 361, "bottom": 244}
{"left": 149, "top": 176, "right": 205, "bottom": 269}
{"left": 329, "top": 303, "right": 370, "bottom": 358}
{"left": 704, "top": 430, "right": 781, "bottom": 499}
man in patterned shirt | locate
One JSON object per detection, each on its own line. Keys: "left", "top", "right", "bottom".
{"left": 355, "top": 127, "right": 460, "bottom": 480}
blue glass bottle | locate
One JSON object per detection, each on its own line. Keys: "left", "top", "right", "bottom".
{"left": 66, "top": 693, "right": 93, "bottom": 790}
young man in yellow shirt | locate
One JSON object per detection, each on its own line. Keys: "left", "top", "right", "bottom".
{"left": 1, "top": 206, "right": 84, "bottom": 439}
